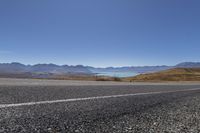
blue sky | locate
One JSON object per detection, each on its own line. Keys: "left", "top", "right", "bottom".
{"left": 0, "top": 0, "right": 200, "bottom": 67}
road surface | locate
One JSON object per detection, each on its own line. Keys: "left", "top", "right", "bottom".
{"left": 0, "top": 78, "right": 200, "bottom": 132}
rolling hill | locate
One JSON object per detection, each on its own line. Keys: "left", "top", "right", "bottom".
{"left": 125, "top": 68, "right": 200, "bottom": 82}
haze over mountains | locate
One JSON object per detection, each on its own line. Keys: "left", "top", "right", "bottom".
{"left": 0, "top": 62, "right": 199, "bottom": 77}
{"left": 0, "top": 63, "right": 91, "bottom": 74}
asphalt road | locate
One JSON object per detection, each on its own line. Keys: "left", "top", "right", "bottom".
{"left": 0, "top": 79, "right": 200, "bottom": 132}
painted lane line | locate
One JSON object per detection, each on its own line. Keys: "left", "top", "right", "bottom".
{"left": 0, "top": 88, "right": 200, "bottom": 109}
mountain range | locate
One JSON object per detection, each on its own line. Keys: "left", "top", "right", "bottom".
{"left": 0, "top": 62, "right": 199, "bottom": 78}
{"left": 0, "top": 62, "right": 91, "bottom": 74}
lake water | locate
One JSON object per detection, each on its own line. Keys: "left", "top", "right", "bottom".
{"left": 96, "top": 71, "right": 138, "bottom": 77}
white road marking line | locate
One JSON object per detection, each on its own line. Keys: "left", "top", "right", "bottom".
{"left": 0, "top": 88, "right": 200, "bottom": 109}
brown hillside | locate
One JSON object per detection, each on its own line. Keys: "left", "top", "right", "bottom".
{"left": 124, "top": 68, "right": 200, "bottom": 82}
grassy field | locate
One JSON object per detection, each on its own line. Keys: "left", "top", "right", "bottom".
{"left": 124, "top": 68, "right": 200, "bottom": 82}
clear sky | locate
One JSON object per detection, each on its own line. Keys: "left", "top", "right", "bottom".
{"left": 0, "top": 0, "right": 200, "bottom": 67}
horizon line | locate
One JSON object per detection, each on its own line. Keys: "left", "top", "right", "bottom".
{"left": 0, "top": 61, "right": 198, "bottom": 68}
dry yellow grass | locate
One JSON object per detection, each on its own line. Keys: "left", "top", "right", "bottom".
{"left": 53, "top": 75, "right": 121, "bottom": 81}
{"left": 124, "top": 68, "right": 200, "bottom": 82}
{"left": 0, "top": 72, "right": 122, "bottom": 82}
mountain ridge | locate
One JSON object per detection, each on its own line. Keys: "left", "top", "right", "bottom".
{"left": 0, "top": 62, "right": 199, "bottom": 77}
